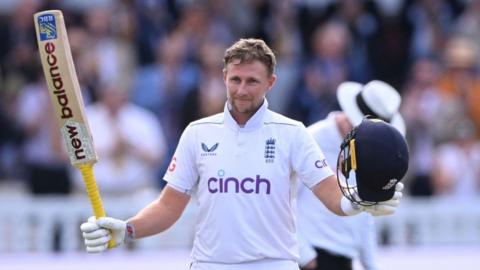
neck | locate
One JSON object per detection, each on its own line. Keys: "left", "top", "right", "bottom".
{"left": 231, "top": 113, "right": 251, "bottom": 126}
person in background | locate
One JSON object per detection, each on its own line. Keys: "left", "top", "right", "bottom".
{"left": 298, "top": 80, "right": 405, "bottom": 270}
{"left": 16, "top": 71, "right": 72, "bottom": 195}
{"left": 75, "top": 81, "right": 167, "bottom": 195}
{"left": 436, "top": 36, "right": 480, "bottom": 137}
{"left": 401, "top": 56, "right": 442, "bottom": 196}
{"left": 181, "top": 40, "right": 227, "bottom": 127}
{"left": 15, "top": 70, "right": 72, "bottom": 252}
{"left": 288, "top": 21, "right": 350, "bottom": 125}
{"left": 430, "top": 104, "right": 480, "bottom": 198}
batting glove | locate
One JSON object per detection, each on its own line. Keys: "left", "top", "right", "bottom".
{"left": 341, "top": 182, "right": 404, "bottom": 216}
{"left": 80, "top": 216, "right": 127, "bottom": 253}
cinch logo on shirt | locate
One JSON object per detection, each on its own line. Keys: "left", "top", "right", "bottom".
{"left": 315, "top": 159, "right": 327, "bottom": 169}
{"left": 207, "top": 175, "right": 271, "bottom": 194}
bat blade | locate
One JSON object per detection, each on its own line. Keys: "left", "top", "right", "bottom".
{"left": 34, "top": 10, "right": 115, "bottom": 248}
{"left": 34, "top": 10, "right": 97, "bottom": 166}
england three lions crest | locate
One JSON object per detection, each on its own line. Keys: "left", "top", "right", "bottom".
{"left": 265, "top": 138, "right": 276, "bottom": 163}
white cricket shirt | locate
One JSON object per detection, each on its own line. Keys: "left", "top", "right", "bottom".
{"left": 296, "top": 112, "right": 378, "bottom": 270}
{"left": 164, "top": 100, "right": 333, "bottom": 264}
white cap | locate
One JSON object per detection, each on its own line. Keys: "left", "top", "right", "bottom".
{"left": 337, "top": 80, "right": 405, "bottom": 136}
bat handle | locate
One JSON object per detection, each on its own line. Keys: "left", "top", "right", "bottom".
{"left": 77, "top": 164, "right": 116, "bottom": 249}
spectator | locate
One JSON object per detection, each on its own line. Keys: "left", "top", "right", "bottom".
{"left": 326, "top": 0, "right": 381, "bottom": 82}
{"left": 436, "top": 36, "right": 480, "bottom": 137}
{"left": 431, "top": 110, "right": 480, "bottom": 198}
{"left": 454, "top": 0, "right": 480, "bottom": 61}
{"left": 401, "top": 56, "right": 442, "bottom": 196}
{"left": 266, "top": 0, "right": 303, "bottom": 114}
{"left": 16, "top": 72, "right": 72, "bottom": 195}
{"left": 75, "top": 81, "right": 167, "bottom": 195}
{"left": 0, "top": 99, "right": 23, "bottom": 180}
{"left": 132, "top": 32, "right": 199, "bottom": 157}
{"left": 288, "top": 21, "right": 349, "bottom": 125}
{"left": 83, "top": 6, "right": 136, "bottom": 86}
{"left": 298, "top": 80, "right": 404, "bottom": 270}
{"left": 404, "top": 0, "right": 457, "bottom": 59}
{"left": 181, "top": 40, "right": 227, "bottom": 127}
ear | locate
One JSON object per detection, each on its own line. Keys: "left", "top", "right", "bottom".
{"left": 222, "top": 68, "right": 227, "bottom": 84}
{"left": 266, "top": 74, "right": 277, "bottom": 92}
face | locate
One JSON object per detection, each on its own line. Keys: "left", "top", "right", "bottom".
{"left": 223, "top": 59, "right": 276, "bottom": 124}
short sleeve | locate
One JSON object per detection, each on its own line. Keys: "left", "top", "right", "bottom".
{"left": 291, "top": 126, "right": 334, "bottom": 188}
{"left": 163, "top": 125, "right": 198, "bottom": 192}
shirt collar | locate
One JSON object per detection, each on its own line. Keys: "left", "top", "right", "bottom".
{"left": 224, "top": 99, "right": 269, "bottom": 131}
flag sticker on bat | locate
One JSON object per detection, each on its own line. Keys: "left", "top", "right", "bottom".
{"left": 37, "top": 14, "right": 57, "bottom": 41}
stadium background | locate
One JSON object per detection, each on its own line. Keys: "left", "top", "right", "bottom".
{"left": 1, "top": 0, "right": 480, "bottom": 269}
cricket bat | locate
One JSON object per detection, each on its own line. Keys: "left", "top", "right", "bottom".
{"left": 34, "top": 10, "right": 114, "bottom": 248}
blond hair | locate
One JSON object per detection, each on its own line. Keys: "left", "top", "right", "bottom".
{"left": 223, "top": 38, "right": 276, "bottom": 75}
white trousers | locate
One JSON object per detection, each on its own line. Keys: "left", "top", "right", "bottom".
{"left": 190, "top": 259, "right": 300, "bottom": 270}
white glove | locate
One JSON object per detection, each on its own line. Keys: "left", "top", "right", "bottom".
{"left": 341, "top": 182, "right": 404, "bottom": 216}
{"left": 80, "top": 216, "right": 127, "bottom": 253}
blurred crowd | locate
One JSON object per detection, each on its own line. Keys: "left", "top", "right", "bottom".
{"left": 0, "top": 0, "right": 479, "bottom": 199}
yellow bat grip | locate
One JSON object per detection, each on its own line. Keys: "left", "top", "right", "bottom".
{"left": 77, "top": 164, "right": 115, "bottom": 249}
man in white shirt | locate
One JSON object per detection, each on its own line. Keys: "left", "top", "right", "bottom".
{"left": 298, "top": 80, "right": 406, "bottom": 270}
{"left": 74, "top": 82, "right": 167, "bottom": 195}
{"left": 79, "top": 39, "right": 403, "bottom": 270}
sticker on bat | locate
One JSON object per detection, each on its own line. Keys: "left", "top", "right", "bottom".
{"left": 61, "top": 119, "right": 97, "bottom": 164}
{"left": 37, "top": 14, "right": 57, "bottom": 41}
